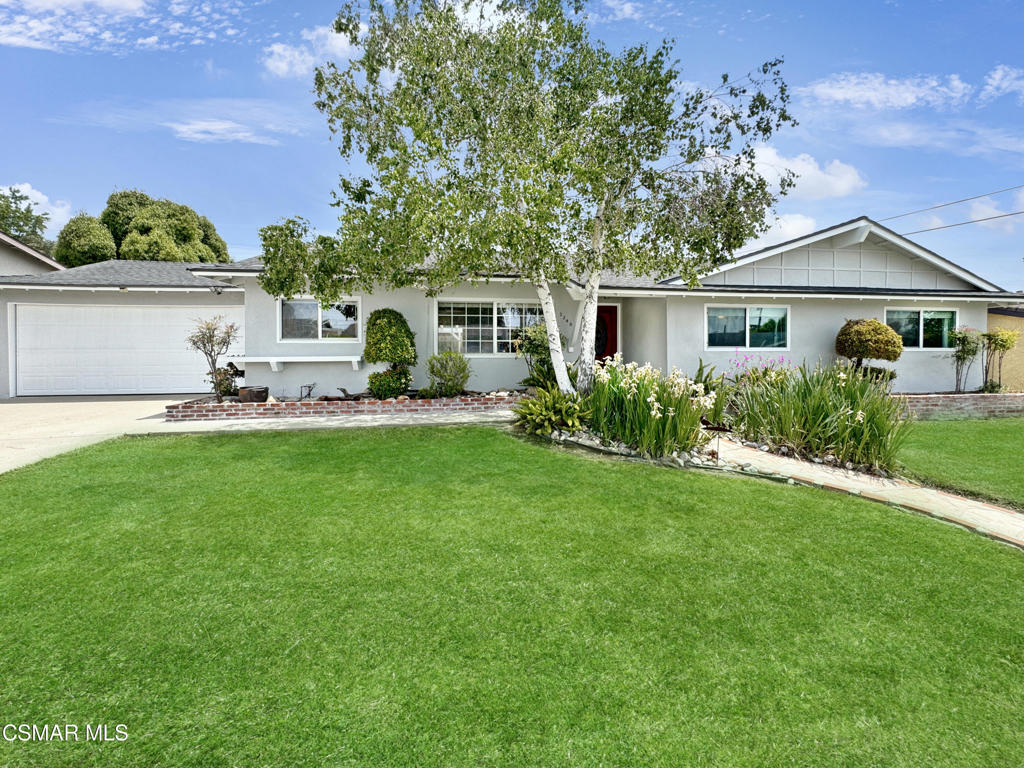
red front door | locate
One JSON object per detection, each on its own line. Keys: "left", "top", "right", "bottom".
{"left": 595, "top": 305, "right": 618, "bottom": 360}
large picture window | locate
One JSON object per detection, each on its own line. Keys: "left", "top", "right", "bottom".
{"left": 280, "top": 299, "right": 360, "bottom": 341}
{"left": 706, "top": 305, "right": 789, "bottom": 349}
{"left": 437, "top": 301, "right": 542, "bottom": 355}
{"left": 884, "top": 308, "right": 956, "bottom": 348}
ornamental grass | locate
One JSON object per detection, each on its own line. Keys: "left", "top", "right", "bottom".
{"left": 588, "top": 355, "right": 717, "bottom": 457}
{"left": 730, "top": 361, "right": 912, "bottom": 470}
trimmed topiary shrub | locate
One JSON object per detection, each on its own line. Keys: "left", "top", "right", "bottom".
{"left": 835, "top": 318, "right": 903, "bottom": 369}
{"left": 367, "top": 367, "right": 413, "bottom": 400}
{"left": 363, "top": 308, "right": 417, "bottom": 398}
{"left": 422, "top": 351, "right": 471, "bottom": 398}
{"left": 364, "top": 308, "right": 417, "bottom": 367}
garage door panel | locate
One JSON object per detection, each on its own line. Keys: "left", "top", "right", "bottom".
{"left": 15, "top": 304, "right": 244, "bottom": 396}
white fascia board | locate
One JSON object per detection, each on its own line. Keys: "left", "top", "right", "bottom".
{"left": 0, "top": 284, "right": 243, "bottom": 292}
{"left": 597, "top": 288, "right": 1024, "bottom": 302}
{"left": 690, "top": 218, "right": 1003, "bottom": 293}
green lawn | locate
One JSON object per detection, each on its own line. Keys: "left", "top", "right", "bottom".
{"left": 2, "top": 426, "right": 1023, "bottom": 767}
{"left": 900, "top": 417, "right": 1024, "bottom": 508}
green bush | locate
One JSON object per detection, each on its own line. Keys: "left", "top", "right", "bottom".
{"left": 367, "top": 367, "right": 413, "bottom": 400}
{"left": 364, "top": 308, "right": 417, "bottom": 367}
{"left": 513, "top": 322, "right": 572, "bottom": 388}
{"left": 731, "top": 361, "right": 911, "bottom": 470}
{"left": 588, "top": 355, "right": 716, "bottom": 457}
{"left": 513, "top": 386, "right": 589, "bottom": 436}
{"left": 53, "top": 214, "right": 116, "bottom": 267}
{"left": 423, "top": 351, "right": 471, "bottom": 398}
{"left": 835, "top": 318, "right": 903, "bottom": 368}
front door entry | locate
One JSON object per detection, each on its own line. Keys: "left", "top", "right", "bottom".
{"left": 594, "top": 305, "right": 619, "bottom": 361}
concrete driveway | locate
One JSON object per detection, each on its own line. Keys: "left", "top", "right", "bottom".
{"left": 0, "top": 395, "right": 198, "bottom": 475}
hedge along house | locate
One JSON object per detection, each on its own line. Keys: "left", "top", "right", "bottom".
{"left": 1, "top": 216, "right": 1022, "bottom": 398}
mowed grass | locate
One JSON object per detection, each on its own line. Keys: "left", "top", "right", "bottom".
{"left": 900, "top": 417, "right": 1024, "bottom": 508}
{"left": 1, "top": 426, "right": 1023, "bottom": 767}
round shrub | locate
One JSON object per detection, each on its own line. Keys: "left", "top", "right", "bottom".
{"left": 367, "top": 367, "right": 412, "bottom": 400}
{"left": 364, "top": 308, "right": 417, "bottom": 367}
{"left": 835, "top": 318, "right": 903, "bottom": 369}
{"left": 423, "top": 351, "right": 471, "bottom": 398}
{"left": 54, "top": 214, "right": 116, "bottom": 267}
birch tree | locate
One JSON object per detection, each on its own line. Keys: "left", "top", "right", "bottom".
{"left": 258, "top": 0, "right": 795, "bottom": 394}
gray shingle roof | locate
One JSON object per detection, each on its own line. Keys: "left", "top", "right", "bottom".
{"left": 189, "top": 256, "right": 264, "bottom": 272}
{"left": 0, "top": 260, "right": 236, "bottom": 288}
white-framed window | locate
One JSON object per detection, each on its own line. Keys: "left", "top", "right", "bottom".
{"left": 884, "top": 308, "right": 957, "bottom": 349}
{"left": 705, "top": 304, "right": 789, "bottom": 350}
{"left": 279, "top": 297, "right": 361, "bottom": 342}
{"left": 436, "top": 300, "right": 543, "bottom": 355}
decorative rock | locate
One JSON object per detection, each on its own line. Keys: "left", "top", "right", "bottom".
{"left": 812, "top": 457, "right": 823, "bottom": 464}
{"left": 758, "top": 445, "right": 769, "bottom": 452}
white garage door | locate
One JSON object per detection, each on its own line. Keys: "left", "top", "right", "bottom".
{"left": 14, "top": 304, "right": 244, "bottom": 396}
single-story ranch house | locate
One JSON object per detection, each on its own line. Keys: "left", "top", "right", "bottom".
{"left": 1, "top": 216, "right": 1022, "bottom": 399}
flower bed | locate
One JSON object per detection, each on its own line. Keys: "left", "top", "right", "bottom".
{"left": 904, "top": 392, "right": 1024, "bottom": 420}
{"left": 166, "top": 394, "right": 521, "bottom": 421}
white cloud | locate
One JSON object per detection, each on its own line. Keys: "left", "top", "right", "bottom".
{"left": 0, "top": 0, "right": 250, "bottom": 52}
{"left": 754, "top": 147, "right": 867, "bottom": 200}
{"left": 59, "top": 97, "right": 312, "bottom": 145}
{"left": 2, "top": 182, "right": 72, "bottom": 236}
{"left": 162, "top": 119, "right": 279, "bottom": 145}
{"left": 601, "top": 0, "right": 642, "bottom": 21}
{"left": 801, "top": 72, "right": 973, "bottom": 110}
{"left": 967, "top": 196, "right": 1020, "bottom": 233}
{"left": 262, "top": 25, "right": 358, "bottom": 79}
{"left": 979, "top": 65, "right": 1024, "bottom": 104}
{"left": 852, "top": 119, "right": 1024, "bottom": 159}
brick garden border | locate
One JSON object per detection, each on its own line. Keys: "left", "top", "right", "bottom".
{"left": 166, "top": 394, "right": 522, "bottom": 421}
{"left": 904, "top": 392, "right": 1024, "bottom": 420}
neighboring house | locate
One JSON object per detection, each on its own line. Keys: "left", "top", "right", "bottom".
{"left": 0, "top": 231, "right": 64, "bottom": 276}
{"left": 1, "top": 216, "right": 1022, "bottom": 398}
{"left": 988, "top": 307, "right": 1024, "bottom": 392}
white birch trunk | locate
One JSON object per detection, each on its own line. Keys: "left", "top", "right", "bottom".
{"left": 574, "top": 268, "right": 604, "bottom": 393}
{"left": 533, "top": 274, "right": 575, "bottom": 394}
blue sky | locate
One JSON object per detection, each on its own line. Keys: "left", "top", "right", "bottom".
{"left": 1, "top": 0, "right": 1022, "bottom": 288}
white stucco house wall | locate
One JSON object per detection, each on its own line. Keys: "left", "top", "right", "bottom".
{"left": 1, "top": 216, "right": 1021, "bottom": 399}
{"left": 0, "top": 231, "right": 64, "bottom": 276}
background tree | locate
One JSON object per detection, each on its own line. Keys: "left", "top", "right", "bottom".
{"left": 55, "top": 189, "right": 231, "bottom": 266}
{"left": 835, "top": 318, "right": 903, "bottom": 369}
{"left": 53, "top": 214, "right": 116, "bottom": 268}
{"left": 259, "top": 0, "right": 794, "bottom": 393}
{"left": 0, "top": 186, "right": 53, "bottom": 255}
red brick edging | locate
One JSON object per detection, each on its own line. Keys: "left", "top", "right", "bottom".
{"left": 904, "top": 392, "right": 1024, "bottom": 420}
{"left": 165, "top": 394, "right": 522, "bottom": 421}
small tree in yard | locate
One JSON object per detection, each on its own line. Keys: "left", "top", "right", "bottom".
{"left": 258, "top": 0, "right": 795, "bottom": 395}
{"left": 949, "top": 327, "right": 982, "bottom": 393}
{"left": 835, "top": 318, "right": 903, "bottom": 370}
{"left": 186, "top": 316, "right": 239, "bottom": 402}
{"left": 981, "top": 328, "right": 1020, "bottom": 391}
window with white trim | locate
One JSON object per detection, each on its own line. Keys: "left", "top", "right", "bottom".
{"left": 280, "top": 299, "right": 360, "bottom": 341}
{"left": 706, "top": 306, "right": 788, "bottom": 349}
{"left": 437, "top": 301, "right": 542, "bottom": 355}
{"left": 884, "top": 308, "right": 956, "bottom": 348}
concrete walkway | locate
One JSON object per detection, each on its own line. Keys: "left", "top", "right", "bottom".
{"left": 717, "top": 439, "right": 1024, "bottom": 550}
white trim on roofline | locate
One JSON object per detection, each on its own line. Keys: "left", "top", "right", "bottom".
{"left": 0, "top": 231, "right": 65, "bottom": 271}
{"left": 0, "top": 284, "right": 243, "bottom": 292}
{"left": 595, "top": 287, "right": 1024, "bottom": 302}
{"left": 673, "top": 217, "right": 1003, "bottom": 293}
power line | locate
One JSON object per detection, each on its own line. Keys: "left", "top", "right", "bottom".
{"left": 900, "top": 210, "right": 1024, "bottom": 235}
{"left": 879, "top": 183, "right": 1024, "bottom": 222}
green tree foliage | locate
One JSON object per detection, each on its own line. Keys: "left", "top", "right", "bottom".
{"left": 53, "top": 214, "right": 116, "bottom": 268}
{"left": 55, "top": 189, "right": 231, "bottom": 266}
{"left": 99, "top": 189, "right": 153, "bottom": 248}
{"left": 0, "top": 186, "right": 53, "bottom": 255}
{"left": 834, "top": 318, "right": 903, "bottom": 369}
{"left": 120, "top": 200, "right": 222, "bottom": 263}
{"left": 258, "top": 0, "right": 794, "bottom": 394}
